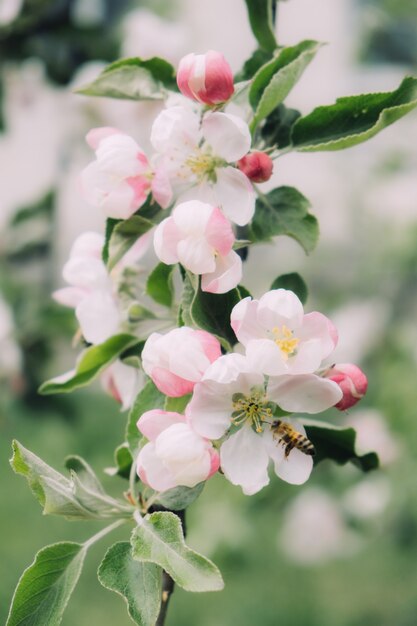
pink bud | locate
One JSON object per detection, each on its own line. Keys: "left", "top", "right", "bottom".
{"left": 177, "top": 50, "right": 234, "bottom": 105}
{"left": 324, "top": 363, "right": 368, "bottom": 411}
{"left": 237, "top": 152, "right": 274, "bottom": 183}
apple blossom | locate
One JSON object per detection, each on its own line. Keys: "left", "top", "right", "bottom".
{"left": 141, "top": 326, "right": 221, "bottom": 397}
{"left": 153, "top": 200, "right": 242, "bottom": 293}
{"left": 323, "top": 363, "right": 368, "bottom": 410}
{"left": 53, "top": 232, "right": 121, "bottom": 344}
{"left": 187, "top": 353, "right": 342, "bottom": 494}
{"left": 231, "top": 289, "right": 338, "bottom": 376}
{"left": 136, "top": 410, "right": 219, "bottom": 491}
{"left": 81, "top": 126, "right": 171, "bottom": 219}
{"left": 150, "top": 104, "right": 255, "bottom": 225}
{"left": 237, "top": 151, "right": 274, "bottom": 183}
{"left": 177, "top": 50, "right": 234, "bottom": 105}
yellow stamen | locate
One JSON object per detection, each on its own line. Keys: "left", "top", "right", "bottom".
{"left": 272, "top": 325, "right": 299, "bottom": 359}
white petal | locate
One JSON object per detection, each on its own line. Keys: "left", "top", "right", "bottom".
{"left": 100, "top": 181, "right": 136, "bottom": 219}
{"left": 153, "top": 218, "right": 180, "bottom": 265}
{"left": 212, "top": 167, "right": 255, "bottom": 226}
{"left": 70, "top": 232, "right": 104, "bottom": 259}
{"left": 186, "top": 379, "right": 233, "bottom": 440}
{"left": 76, "top": 290, "right": 121, "bottom": 344}
{"left": 110, "top": 361, "right": 144, "bottom": 411}
{"left": 267, "top": 374, "right": 343, "bottom": 414}
{"left": 220, "top": 425, "right": 270, "bottom": 495}
{"left": 230, "top": 297, "right": 265, "bottom": 345}
{"left": 264, "top": 421, "right": 313, "bottom": 485}
{"left": 137, "top": 443, "right": 176, "bottom": 492}
{"left": 202, "top": 112, "right": 251, "bottom": 162}
{"left": 172, "top": 200, "right": 213, "bottom": 234}
{"left": 177, "top": 236, "right": 215, "bottom": 274}
{"left": 150, "top": 105, "right": 201, "bottom": 155}
{"left": 52, "top": 287, "right": 86, "bottom": 308}
{"left": 201, "top": 250, "right": 242, "bottom": 294}
{"left": 62, "top": 256, "right": 109, "bottom": 290}
{"left": 245, "top": 339, "right": 288, "bottom": 376}
{"left": 257, "top": 289, "right": 304, "bottom": 330}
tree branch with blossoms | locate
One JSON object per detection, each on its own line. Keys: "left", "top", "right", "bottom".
{"left": 7, "top": 1, "right": 417, "bottom": 624}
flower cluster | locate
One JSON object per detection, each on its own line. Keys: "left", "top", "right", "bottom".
{"left": 138, "top": 289, "right": 367, "bottom": 495}
{"left": 53, "top": 50, "right": 368, "bottom": 498}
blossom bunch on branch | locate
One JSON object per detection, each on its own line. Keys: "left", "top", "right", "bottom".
{"left": 7, "top": 1, "right": 417, "bottom": 625}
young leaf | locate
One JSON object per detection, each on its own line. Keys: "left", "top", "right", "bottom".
{"left": 65, "top": 455, "right": 106, "bottom": 494}
{"left": 6, "top": 542, "right": 86, "bottom": 626}
{"left": 292, "top": 76, "right": 417, "bottom": 151}
{"left": 105, "top": 443, "right": 133, "bottom": 479}
{"left": 157, "top": 482, "right": 205, "bottom": 511}
{"left": 249, "top": 186, "right": 319, "bottom": 254}
{"left": 106, "top": 215, "right": 155, "bottom": 270}
{"left": 131, "top": 512, "right": 224, "bottom": 592}
{"left": 76, "top": 57, "right": 177, "bottom": 100}
{"left": 146, "top": 263, "right": 175, "bottom": 308}
{"left": 244, "top": 0, "right": 277, "bottom": 53}
{"left": 98, "top": 542, "right": 162, "bottom": 626}
{"left": 39, "top": 334, "right": 138, "bottom": 395}
{"left": 302, "top": 418, "right": 379, "bottom": 472}
{"left": 270, "top": 272, "right": 308, "bottom": 304}
{"left": 126, "top": 380, "right": 166, "bottom": 455}
{"left": 260, "top": 103, "right": 301, "bottom": 149}
{"left": 250, "top": 41, "right": 322, "bottom": 130}
{"left": 164, "top": 394, "right": 192, "bottom": 414}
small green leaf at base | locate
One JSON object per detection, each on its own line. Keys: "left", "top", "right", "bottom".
{"left": 302, "top": 418, "right": 379, "bottom": 472}
{"left": 270, "top": 273, "right": 308, "bottom": 304}
{"left": 157, "top": 483, "right": 205, "bottom": 511}
{"left": 291, "top": 76, "right": 417, "bottom": 152}
{"left": 126, "top": 381, "right": 166, "bottom": 455}
{"left": 146, "top": 263, "right": 175, "bottom": 308}
{"left": 249, "top": 187, "right": 319, "bottom": 254}
{"left": 7, "top": 542, "right": 86, "bottom": 626}
{"left": 98, "top": 542, "right": 162, "bottom": 626}
{"left": 131, "top": 511, "right": 224, "bottom": 592}
{"left": 76, "top": 57, "right": 177, "bottom": 100}
{"left": 39, "top": 334, "right": 138, "bottom": 395}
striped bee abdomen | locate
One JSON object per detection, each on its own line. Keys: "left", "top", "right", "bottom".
{"left": 272, "top": 420, "right": 316, "bottom": 458}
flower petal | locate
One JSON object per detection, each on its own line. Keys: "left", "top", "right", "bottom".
{"left": 186, "top": 379, "right": 233, "bottom": 439}
{"left": 138, "top": 410, "right": 185, "bottom": 441}
{"left": 137, "top": 442, "right": 177, "bottom": 492}
{"left": 202, "top": 112, "right": 251, "bottom": 162}
{"left": 212, "top": 167, "right": 255, "bottom": 226}
{"left": 267, "top": 374, "right": 343, "bottom": 414}
{"left": 257, "top": 289, "right": 304, "bottom": 330}
{"left": 220, "top": 425, "right": 270, "bottom": 495}
{"left": 153, "top": 217, "right": 181, "bottom": 265}
{"left": 265, "top": 420, "right": 314, "bottom": 485}
{"left": 75, "top": 290, "right": 121, "bottom": 344}
{"left": 201, "top": 250, "right": 242, "bottom": 294}
{"left": 245, "top": 339, "right": 288, "bottom": 376}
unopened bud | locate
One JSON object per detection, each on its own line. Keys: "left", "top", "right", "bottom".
{"left": 237, "top": 151, "right": 273, "bottom": 183}
{"left": 177, "top": 50, "right": 234, "bottom": 106}
{"left": 324, "top": 363, "right": 368, "bottom": 411}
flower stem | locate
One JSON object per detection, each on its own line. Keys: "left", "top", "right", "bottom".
{"left": 83, "top": 519, "right": 126, "bottom": 550}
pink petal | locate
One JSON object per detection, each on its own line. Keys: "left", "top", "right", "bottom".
{"left": 205, "top": 206, "right": 234, "bottom": 256}
{"left": 194, "top": 330, "right": 222, "bottom": 364}
{"left": 138, "top": 409, "right": 185, "bottom": 441}
{"left": 52, "top": 287, "right": 86, "bottom": 308}
{"left": 298, "top": 312, "right": 338, "bottom": 359}
{"left": 151, "top": 167, "right": 173, "bottom": 209}
{"left": 153, "top": 217, "right": 181, "bottom": 265}
{"left": 201, "top": 250, "right": 242, "bottom": 294}
{"left": 230, "top": 297, "right": 265, "bottom": 344}
{"left": 137, "top": 442, "right": 177, "bottom": 491}
{"left": 151, "top": 366, "right": 195, "bottom": 397}
{"left": 86, "top": 126, "right": 121, "bottom": 150}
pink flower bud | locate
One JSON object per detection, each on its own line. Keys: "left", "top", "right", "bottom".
{"left": 177, "top": 50, "right": 234, "bottom": 105}
{"left": 324, "top": 363, "right": 368, "bottom": 411}
{"left": 237, "top": 151, "right": 273, "bottom": 183}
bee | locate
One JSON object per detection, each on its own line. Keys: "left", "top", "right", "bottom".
{"left": 271, "top": 420, "right": 315, "bottom": 459}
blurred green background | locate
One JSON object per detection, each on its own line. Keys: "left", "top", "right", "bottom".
{"left": 1, "top": 0, "right": 417, "bottom": 624}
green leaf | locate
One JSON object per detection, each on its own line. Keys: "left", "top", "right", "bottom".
{"left": 7, "top": 542, "right": 86, "bottom": 626}
{"left": 157, "top": 483, "right": 205, "bottom": 511}
{"left": 11, "top": 441, "right": 131, "bottom": 520}
{"left": 39, "top": 334, "right": 138, "bottom": 395}
{"left": 65, "top": 455, "right": 106, "bottom": 493}
{"left": 126, "top": 381, "right": 166, "bottom": 455}
{"left": 146, "top": 263, "right": 175, "bottom": 308}
{"left": 291, "top": 76, "right": 417, "bottom": 151}
{"left": 98, "top": 542, "right": 162, "bottom": 626}
{"left": 244, "top": 0, "right": 277, "bottom": 52}
{"left": 76, "top": 56, "right": 177, "bottom": 100}
{"left": 270, "top": 272, "right": 308, "bottom": 304}
{"left": 105, "top": 443, "right": 133, "bottom": 479}
{"left": 131, "top": 512, "right": 224, "bottom": 592}
{"left": 106, "top": 215, "right": 156, "bottom": 271}
{"left": 164, "top": 394, "right": 192, "bottom": 414}
{"left": 235, "top": 48, "right": 273, "bottom": 82}
{"left": 250, "top": 41, "right": 322, "bottom": 130}
{"left": 260, "top": 103, "right": 301, "bottom": 149}
{"left": 249, "top": 187, "right": 319, "bottom": 254}
{"left": 302, "top": 419, "right": 379, "bottom": 472}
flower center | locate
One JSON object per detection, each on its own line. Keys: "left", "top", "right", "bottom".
{"left": 231, "top": 389, "right": 273, "bottom": 433}
{"left": 184, "top": 148, "right": 224, "bottom": 182}
{"left": 272, "top": 325, "right": 299, "bottom": 360}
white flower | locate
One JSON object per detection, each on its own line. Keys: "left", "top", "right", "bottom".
{"left": 231, "top": 289, "right": 338, "bottom": 376}
{"left": 187, "top": 354, "right": 342, "bottom": 494}
{"left": 150, "top": 104, "right": 255, "bottom": 225}
{"left": 101, "top": 360, "right": 144, "bottom": 411}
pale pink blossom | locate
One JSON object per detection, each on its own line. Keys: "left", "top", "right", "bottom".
{"left": 323, "top": 363, "right": 368, "bottom": 410}
{"left": 101, "top": 360, "right": 144, "bottom": 411}
{"left": 136, "top": 410, "right": 219, "bottom": 491}
{"left": 141, "top": 326, "right": 221, "bottom": 397}
{"left": 231, "top": 289, "right": 338, "bottom": 376}
{"left": 177, "top": 51, "right": 234, "bottom": 105}
{"left": 237, "top": 151, "right": 274, "bottom": 183}
{"left": 81, "top": 126, "right": 171, "bottom": 219}
{"left": 53, "top": 232, "right": 121, "bottom": 344}
{"left": 154, "top": 200, "right": 242, "bottom": 293}
{"left": 187, "top": 353, "right": 342, "bottom": 494}
{"left": 151, "top": 105, "right": 255, "bottom": 225}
